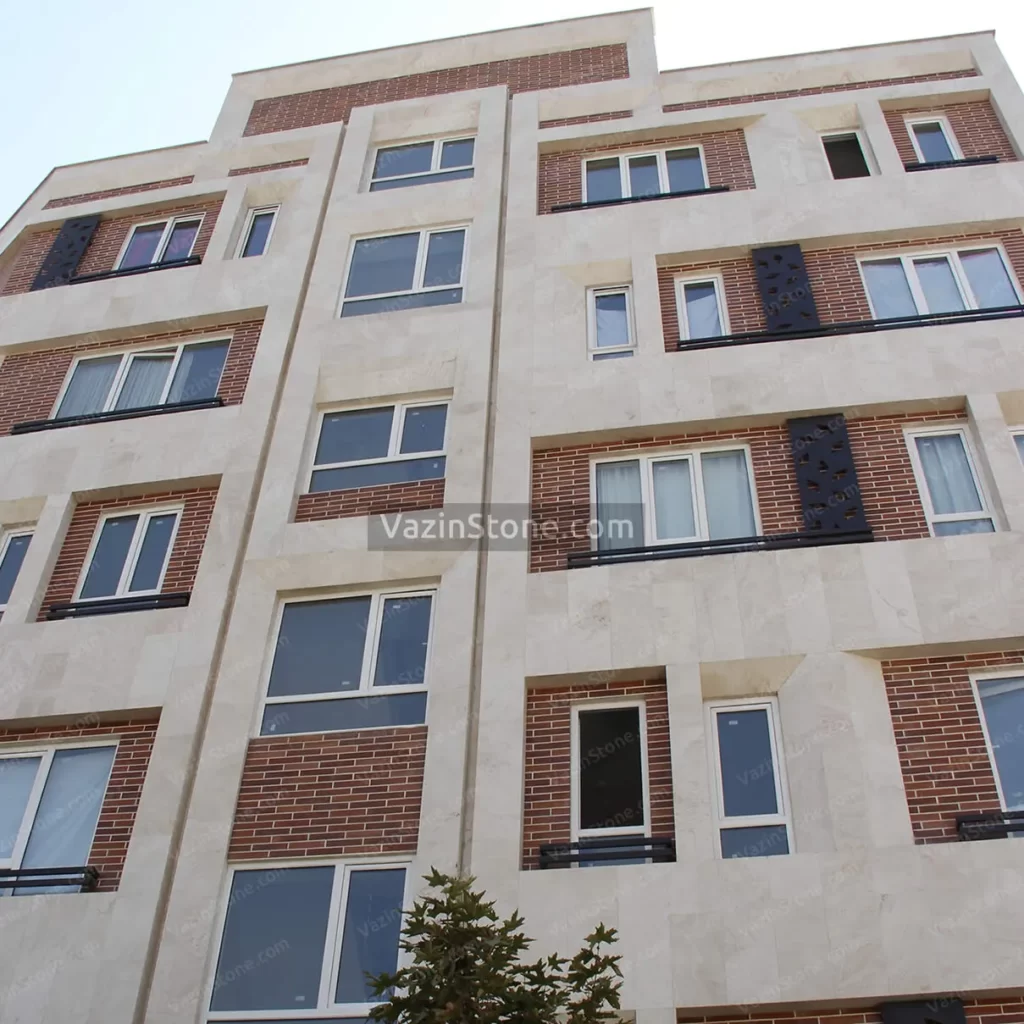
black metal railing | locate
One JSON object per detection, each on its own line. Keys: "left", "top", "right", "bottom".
{"left": 905, "top": 155, "right": 999, "bottom": 172}
{"left": 568, "top": 528, "right": 873, "bottom": 570}
{"left": 676, "top": 303, "right": 1024, "bottom": 352}
{"left": 47, "top": 592, "right": 191, "bottom": 620}
{"left": 957, "top": 810, "right": 1024, "bottom": 841}
{"left": 0, "top": 865, "right": 99, "bottom": 892}
{"left": 68, "top": 255, "right": 201, "bottom": 285}
{"left": 551, "top": 184, "right": 729, "bottom": 213}
{"left": 539, "top": 836, "right": 676, "bottom": 869}
{"left": 11, "top": 396, "right": 224, "bottom": 435}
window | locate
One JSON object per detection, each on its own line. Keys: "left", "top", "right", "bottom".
{"left": 260, "top": 589, "right": 434, "bottom": 736}
{"left": 821, "top": 132, "right": 871, "bottom": 179}
{"left": 906, "top": 117, "right": 961, "bottom": 164}
{"left": 707, "top": 699, "right": 791, "bottom": 859}
{"left": 208, "top": 862, "right": 407, "bottom": 1017}
{"left": 309, "top": 400, "right": 448, "bottom": 493}
{"left": 118, "top": 215, "right": 203, "bottom": 270}
{"left": 341, "top": 227, "right": 467, "bottom": 316}
{"left": 583, "top": 147, "right": 707, "bottom": 203}
{"left": 973, "top": 675, "right": 1024, "bottom": 813}
{"left": 593, "top": 447, "right": 758, "bottom": 551}
{"left": 860, "top": 246, "right": 1021, "bottom": 319}
{"left": 587, "top": 287, "right": 635, "bottom": 360}
{"left": 1012, "top": 430, "right": 1024, "bottom": 464}
{"left": 0, "top": 531, "right": 31, "bottom": 615}
{"left": 76, "top": 507, "right": 182, "bottom": 601}
{"left": 906, "top": 428, "right": 994, "bottom": 536}
{"left": 0, "top": 743, "right": 116, "bottom": 892}
{"left": 370, "top": 137, "right": 475, "bottom": 190}
{"left": 675, "top": 276, "right": 728, "bottom": 341}
{"left": 53, "top": 339, "right": 230, "bottom": 419}
{"left": 236, "top": 206, "right": 278, "bottom": 258}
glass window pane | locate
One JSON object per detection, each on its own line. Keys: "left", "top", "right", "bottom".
{"left": 683, "top": 282, "right": 723, "bottom": 339}
{"left": 933, "top": 518, "right": 995, "bottom": 536}
{"left": 166, "top": 340, "right": 229, "bottom": 403}
{"left": 56, "top": 356, "right": 121, "bottom": 418}
{"left": 1015, "top": 435, "right": 1024, "bottom": 463}
{"left": 651, "top": 459, "right": 696, "bottom": 540}
{"left": 627, "top": 155, "right": 660, "bottom": 197}
{"left": 113, "top": 355, "right": 173, "bottom": 410}
{"left": 960, "top": 249, "right": 1019, "bottom": 309}
{"left": 0, "top": 535, "right": 31, "bottom": 606}
{"left": 578, "top": 707, "right": 644, "bottom": 832}
{"left": 346, "top": 235, "right": 419, "bottom": 298}
{"left": 862, "top": 259, "right": 918, "bottom": 318}
{"left": 161, "top": 219, "right": 200, "bottom": 263}
{"left": 316, "top": 408, "right": 395, "bottom": 466}
{"left": 242, "top": 212, "right": 275, "bottom": 258}
{"left": 592, "top": 350, "right": 634, "bottom": 361}
{"left": 585, "top": 158, "right": 622, "bottom": 203}
{"left": 0, "top": 757, "right": 42, "bottom": 860}
{"left": 373, "top": 143, "right": 434, "bottom": 179}
{"left": 716, "top": 707, "right": 779, "bottom": 817}
{"left": 702, "top": 450, "right": 757, "bottom": 540}
{"left": 440, "top": 138, "right": 475, "bottom": 169}
{"left": 399, "top": 405, "right": 447, "bottom": 454}
{"left": 596, "top": 460, "right": 643, "bottom": 551}
{"left": 823, "top": 135, "right": 870, "bottom": 179}
{"left": 370, "top": 168, "right": 473, "bottom": 191}
{"left": 913, "top": 257, "right": 966, "bottom": 314}
{"left": 978, "top": 677, "right": 1024, "bottom": 809}
{"left": 210, "top": 866, "right": 334, "bottom": 1012}
{"left": 119, "top": 224, "right": 165, "bottom": 269}
{"left": 267, "top": 598, "right": 372, "bottom": 698}
{"left": 128, "top": 513, "right": 177, "bottom": 592}
{"left": 912, "top": 122, "right": 955, "bottom": 163}
{"left": 915, "top": 434, "right": 983, "bottom": 514}
{"left": 261, "top": 692, "right": 427, "bottom": 735}
{"left": 720, "top": 825, "right": 789, "bottom": 859}
{"left": 594, "top": 292, "right": 630, "bottom": 349}
{"left": 373, "top": 595, "right": 432, "bottom": 687}
{"left": 422, "top": 230, "right": 465, "bottom": 288}
{"left": 79, "top": 515, "right": 139, "bottom": 599}
{"left": 666, "top": 148, "right": 705, "bottom": 191}
{"left": 335, "top": 869, "right": 407, "bottom": 1004}
{"left": 310, "top": 457, "right": 446, "bottom": 493}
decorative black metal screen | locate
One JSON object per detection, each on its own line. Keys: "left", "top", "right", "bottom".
{"left": 30, "top": 215, "right": 101, "bottom": 290}
{"left": 881, "top": 999, "right": 966, "bottom": 1024}
{"left": 752, "top": 243, "right": 821, "bottom": 332}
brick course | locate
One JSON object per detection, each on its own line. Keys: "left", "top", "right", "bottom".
{"left": 228, "top": 727, "right": 427, "bottom": 860}
{"left": 884, "top": 99, "right": 1017, "bottom": 165}
{"left": 677, "top": 999, "right": 1024, "bottom": 1024}
{"left": 243, "top": 43, "right": 629, "bottom": 135}
{"left": 539, "top": 109, "right": 633, "bottom": 129}
{"left": 42, "top": 177, "right": 195, "bottom": 210}
{"left": 522, "top": 677, "right": 673, "bottom": 869}
{"left": 0, "top": 716, "right": 158, "bottom": 892}
{"left": 227, "top": 159, "right": 310, "bottom": 176}
{"left": 38, "top": 486, "right": 218, "bottom": 618}
{"left": 294, "top": 477, "right": 446, "bottom": 522}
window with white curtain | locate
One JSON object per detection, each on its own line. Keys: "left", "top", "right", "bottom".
{"left": 583, "top": 146, "right": 707, "bottom": 203}
{"left": 593, "top": 447, "right": 758, "bottom": 550}
{"left": 973, "top": 675, "right": 1024, "bottom": 813}
{"left": 906, "top": 428, "right": 994, "bottom": 536}
{"left": 53, "top": 339, "right": 230, "bottom": 419}
{"left": 0, "top": 743, "right": 116, "bottom": 893}
{"left": 117, "top": 216, "right": 203, "bottom": 270}
{"left": 587, "top": 286, "right": 635, "bottom": 359}
{"left": 859, "top": 247, "right": 1021, "bottom": 319}
{"left": 675, "top": 276, "right": 728, "bottom": 341}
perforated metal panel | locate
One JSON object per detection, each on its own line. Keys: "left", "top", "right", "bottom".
{"left": 30, "top": 216, "right": 100, "bottom": 290}
{"left": 752, "top": 243, "right": 821, "bottom": 332}
{"left": 881, "top": 999, "right": 966, "bottom": 1024}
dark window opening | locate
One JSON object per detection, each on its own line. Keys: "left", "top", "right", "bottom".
{"left": 823, "top": 134, "right": 870, "bottom": 179}
{"left": 578, "top": 706, "right": 644, "bottom": 832}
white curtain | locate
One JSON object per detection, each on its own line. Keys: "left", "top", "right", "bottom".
{"left": 113, "top": 356, "right": 172, "bottom": 410}
{"left": 915, "top": 434, "right": 982, "bottom": 513}
{"left": 960, "top": 249, "right": 1019, "bottom": 309}
{"left": 684, "top": 283, "right": 723, "bottom": 339}
{"left": 596, "top": 461, "right": 643, "bottom": 550}
{"left": 56, "top": 357, "right": 120, "bottom": 418}
{"left": 594, "top": 293, "right": 629, "bottom": 349}
{"left": 702, "top": 450, "right": 756, "bottom": 539}
{"left": 862, "top": 260, "right": 917, "bottom": 318}
{"left": 0, "top": 757, "right": 41, "bottom": 860}
{"left": 913, "top": 258, "right": 965, "bottom": 313}
{"left": 978, "top": 677, "right": 1024, "bottom": 810}
{"left": 167, "top": 341, "right": 229, "bottom": 403}
{"left": 652, "top": 460, "right": 696, "bottom": 539}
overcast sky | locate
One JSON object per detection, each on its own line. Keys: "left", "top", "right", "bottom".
{"left": 1, "top": 0, "right": 1021, "bottom": 224}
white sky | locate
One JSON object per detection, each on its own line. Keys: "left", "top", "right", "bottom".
{"left": 1, "top": 0, "right": 1022, "bottom": 225}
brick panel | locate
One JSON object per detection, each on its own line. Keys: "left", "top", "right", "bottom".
{"left": 38, "top": 486, "right": 218, "bottom": 619}
{"left": 522, "top": 677, "right": 673, "bottom": 869}
{"left": 884, "top": 99, "right": 1017, "bottom": 165}
{"left": 663, "top": 68, "right": 978, "bottom": 113}
{"left": 294, "top": 477, "right": 445, "bottom": 522}
{"left": 228, "top": 727, "right": 427, "bottom": 860}
{"left": 539, "top": 128, "right": 754, "bottom": 213}
{"left": 0, "top": 716, "right": 158, "bottom": 892}
{"left": 42, "top": 177, "right": 195, "bottom": 210}
{"left": 243, "top": 43, "right": 629, "bottom": 135}
{"left": 0, "top": 227, "right": 61, "bottom": 296}
{"left": 882, "top": 650, "right": 1024, "bottom": 843}
{"left": 539, "top": 109, "right": 633, "bottom": 129}
{"left": 0, "top": 317, "right": 263, "bottom": 435}
{"left": 227, "top": 159, "right": 310, "bottom": 176}
{"left": 677, "top": 999, "right": 1024, "bottom": 1024}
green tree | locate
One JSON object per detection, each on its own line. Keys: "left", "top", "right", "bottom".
{"left": 369, "top": 868, "right": 622, "bottom": 1024}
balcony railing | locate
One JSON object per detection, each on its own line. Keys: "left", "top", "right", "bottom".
{"left": 905, "top": 155, "right": 1000, "bottom": 172}
{"left": 676, "top": 303, "right": 1024, "bottom": 352}
{"left": 957, "top": 810, "right": 1024, "bottom": 840}
{"left": 551, "top": 184, "right": 729, "bottom": 213}
{"left": 568, "top": 528, "right": 873, "bottom": 570}
{"left": 0, "top": 865, "right": 99, "bottom": 892}
{"left": 11, "top": 396, "right": 224, "bottom": 435}
{"left": 47, "top": 592, "right": 191, "bottom": 620}
{"left": 68, "top": 255, "right": 201, "bottom": 285}
{"left": 539, "top": 836, "right": 676, "bottom": 869}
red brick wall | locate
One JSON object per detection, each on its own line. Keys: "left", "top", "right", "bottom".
{"left": 227, "top": 159, "right": 310, "bottom": 176}
{"left": 42, "top": 177, "right": 195, "bottom": 210}
{"left": 244, "top": 44, "right": 629, "bottom": 135}
{"left": 0, "top": 317, "right": 263, "bottom": 434}
{"left": 539, "top": 110, "right": 633, "bottom": 129}
{"left": 677, "top": 999, "right": 1024, "bottom": 1024}
{"left": 539, "top": 128, "right": 754, "bottom": 212}
{"left": 0, "top": 716, "right": 159, "bottom": 892}
{"left": 39, "top": 486, "right": 218, "bottom": 618}
{"left": 882, "top": 650, "right": 1024, "bottom": 843}
{"left": 522, "top": 677, "right": 673, "bottom": 869}
{"left": 228, "top": 727, "right": 427, "bottom": 860}
{"left": 663, "top": 68, "right": 978, "bottom": 113}
{"left": 294, "top": 478, "right": 445, "bottom": 522}
{"left": 884, "top": 100, "right": 1017, "bottom": 164}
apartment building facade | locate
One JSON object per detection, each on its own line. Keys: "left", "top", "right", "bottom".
{"left": 1, "top": 8, "right": 1024, "bottom": 1024}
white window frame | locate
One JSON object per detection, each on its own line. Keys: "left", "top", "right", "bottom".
{"left": 581, "top": 145, "right": 708, "bottom": 203}
{"left": 857, "top": 244, "right": 1023, "bottom": 318}
{"left": 369, "top": 135, "right": 476, "bottom": 188}
{"left": 49, "top": 336, "right": 232, "bottom": 419}
{"left": 206, "top": 856, "right": 412, "bottom": 1021}
{"left": 904, "top": 425, "right": 995, "bottom": 536}
{"left": 586, "top": 285, "right": 636, "bottom": 359}
{"left": 674, "top": 273, "right": 730, "bottom": 341}
{"left": 309, "top": 397, "right": 450, "bottom": 488}
{"left": 590, "top": 443, "right": 761, "bottom": 549}
{"left": 0, "top": 529, "right": 32, "bottom": 613}
{"left": 970, "top": 671, "right": 1024, "bottom": 812}
{"left": 705, "top": 697, "right": 792, "bottom": 857}
{"left": 1011, "top": 428, "right": 1024, "bottom": 463}
{"left": 115, "top": 213, "right": 205, "bottom": 269}
{"left": 0, "top": 740, "right": 117, "bottom": 872}
{"left": 819, "top": 130, "right": 872, "bottom": 177}
{"left": 234, "top": 205, "right": 279, "bottom": 258}
{"left": 905, "top": 115, "right": 963, "bottom": 163}
{"left": 73, "top": 505, "right": 183, "bottom": 602}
